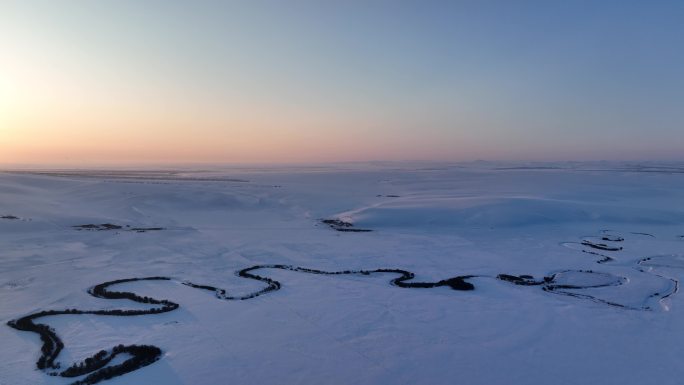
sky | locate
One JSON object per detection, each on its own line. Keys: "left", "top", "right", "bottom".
{"left": 1, "top": 0, "right": 683, "bottom": 165}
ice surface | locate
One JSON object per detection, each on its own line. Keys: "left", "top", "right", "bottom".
{"left": 1, "top": 162, "right": 684, "bottom": 385}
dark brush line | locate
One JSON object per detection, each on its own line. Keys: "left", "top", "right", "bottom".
{"left": 581, "top": 249, "right": 614, "bottom": 264}
{"left": 630, "top": 232, "right": 655, "bottom": 238}
{"left": 636, "top": 258, "right": 680, "bottom": 305}
{"left": 601, "top": 235, "right": 624, "bottom": 242}
{"left": 498, "top": 270, "right": 633, "bottom": 309}
{"left": 72, "top": 224, "right": 166, "bottom": 233}
{"left": 581, "top": 240, "right": 623, "bottom": 251}
{"left": 573, "top": 232, "right": 680, "bottom": 309}
{"left": 542, "top": 287, "right": 634, "bottom": 309}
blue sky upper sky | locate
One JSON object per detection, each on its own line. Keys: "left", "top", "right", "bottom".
{"left": 1, "top": 0, "right": 683, "bottom": 164}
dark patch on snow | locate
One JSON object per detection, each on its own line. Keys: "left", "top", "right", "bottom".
{"left": 73, "top": 224, "right": 165, "bottom": 233}
{"left": 581, "top": 240, "right": 623, "bottom": 251}
{"left": 321, "top": 219, "right": 372, "bottom": 232}
{"left": 73, "top": 224, "right": 122, "bottom": 231}
{"left": 601, "top": 235, "right": 624, "bottom": 242}
{"left": 130, "top": 227, "right": 165, "bottom": 233}
{"left": 497, "top": 274, "right": 548, "bottom": 286}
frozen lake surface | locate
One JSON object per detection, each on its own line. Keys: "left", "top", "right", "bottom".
{"left": 1, "top": 162, "right": 684, "bottom": 385}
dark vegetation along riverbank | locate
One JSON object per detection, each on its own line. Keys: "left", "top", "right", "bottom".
{"left": 8, "top": 266, "right": 479, "bottom": 385}
{"left": 7, "top": 277, "right": 175, "bottom": 384}
{"left": 8, "top": 240, "right": 677, "bottom": 385}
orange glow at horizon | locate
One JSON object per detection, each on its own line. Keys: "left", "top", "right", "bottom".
{"left": 0, "top": 42, "right": 468, "bottom": 165}
{"left": 1, "top": 96, "right": 470, "bottom": 165}
{"left": 0, "top": 35, "right": 463, "bottom": 165}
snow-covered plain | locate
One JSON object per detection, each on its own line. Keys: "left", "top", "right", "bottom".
{"left": 1, "top": 162, "right": 684, "bottom": 385}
